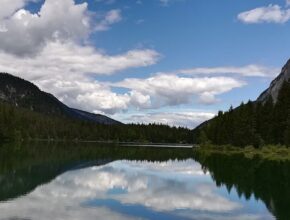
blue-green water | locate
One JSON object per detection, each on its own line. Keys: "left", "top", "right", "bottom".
{"left": 0, "top": 142, "right": 287, "bottom": 219}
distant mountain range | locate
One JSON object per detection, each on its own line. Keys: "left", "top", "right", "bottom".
{"left": 0, "top": 73, "right": 121, "bottom": 125}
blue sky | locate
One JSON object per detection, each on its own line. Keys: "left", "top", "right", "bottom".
{"left": 0, "top": 0, "right": 289, "bottom": 127}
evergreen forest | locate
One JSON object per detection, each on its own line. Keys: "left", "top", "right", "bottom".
{"left": 0, "top": 101, "right": 193, "bottom": 143}
{"left": 194, "top": 80, "right": 290, "bottom": 148}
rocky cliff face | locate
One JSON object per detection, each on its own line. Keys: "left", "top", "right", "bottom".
{"left": 257, "top": 59, "right": 290, "bottom": 103}
{"left": 0, "top": 72, "right": 121, "bottom": 125}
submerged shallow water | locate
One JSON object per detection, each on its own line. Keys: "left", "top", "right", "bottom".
{"left": 0, "top": 142, "right": 288, "bottom": 220}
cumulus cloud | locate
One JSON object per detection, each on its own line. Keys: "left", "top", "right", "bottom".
{"left": 0, "top": 36, "right": 245, "bottom": 114}
{"left": 0, "top": 41, "right": 159, "bottom": 78}
{"left": 124, "top": 111, "right": 215, "bottom": 128}
{"left": 0, "top": 0, "right": 123, "bottom": 56}
{"left": 39, "top": 78, "right": 132, "bottom": 115}
{"left": 0, "top": 0, "right": 162, "bottom": 115}
{"left": 0, "top": 0, "right": 33, "bottom": 20}
{"left": 0, "top": 0, "right": 250, "bottom": 119}
{"left": 0, "top": 0, "right": 90, "bottom": 56}
{"left": 0, "top": 41, "right": 160, "bottom": 114}
{"left": 238, "top": 4, "right": 290, "bottom": 24}
{"left": 114, "top": 74, "right": 245, "bottom": 106}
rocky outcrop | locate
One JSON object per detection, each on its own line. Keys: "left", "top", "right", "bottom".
{"left": 257, "top": 59, "right": 290, "bottom": 103}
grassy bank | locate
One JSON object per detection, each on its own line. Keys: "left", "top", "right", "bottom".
{"left": 194, "top": 145, "right": 290, "bottom": 161}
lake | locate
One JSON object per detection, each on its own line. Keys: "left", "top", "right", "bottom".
{"left": 0, "top": 142, "right": 288, "bottom": 220}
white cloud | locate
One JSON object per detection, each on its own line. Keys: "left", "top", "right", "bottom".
{"left": 0, "top": 0, "right": 253, "bottom": 120}
{"left": 40, "top": 78, "right": 132, "bottom": 115}
{"left": 0, "top": 0, "right": 165, "bottom": 115}
{"left": 124, "top": 111, "right": 216, "bottom": 128}
{"left": 128, "top": 90, "right": 151, "bottom": 109}
{"left": 0, "top": 0, "right": 155, "bottom": 115}
{"left": 0, "top": 41, "right": 158, "bottom": 78}
{"left": 95, "top": 9, "right": 122, "bottom": 31}
{"left": 0, "top": 0, "right": 33, "bottom": 20}
{"left": 0, "top": 35, "right": 246, "bottom": 115}
{"left": 0, "top": 0, "right": 90, "bottom": 56}
{"left": 0, "top": 41, "right": 160, "bottom": 114}
{"left": 114, "top": 74, "right": 245, "bottom": 106}
{"left": 238, "top": 4, "right": 290, "bottom": 24}
{"left": 173, "top": 65, "right": 279, "bottom": 77}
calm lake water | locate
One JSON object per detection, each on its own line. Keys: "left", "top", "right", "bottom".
{"left": 0, "top": 142, "right": 288, "bottom": 220}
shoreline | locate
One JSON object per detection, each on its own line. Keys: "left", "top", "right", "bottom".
{"left": 1, "top": 139, "right": 194, "bottom": 149}
{"left": 194, "top": 145, "right": 290, "bottom": 161}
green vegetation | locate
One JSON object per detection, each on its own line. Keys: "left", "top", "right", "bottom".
{"left": 194, "top": 80, "right": 290, "bottom": 148}
{"left": 0, "top": 101, "right": 193, "bottom": 143}
{"left": 195, "top": 144, "right": 290, "bottom": 161}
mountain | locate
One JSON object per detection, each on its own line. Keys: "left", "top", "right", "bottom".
{"left": 70, "top": 108, "right": 121, "bottom": 125}
{"left": 0, "top": 72, "right": 193, "bottom": 143}
{"left": 193, "top": 59, "right": 290, "bottom": 147}
{"left": 257, "top": 59, "right": 290, "bottom": 103}
{"left": 0, "top": 72, "right": 121, "bottom": 125}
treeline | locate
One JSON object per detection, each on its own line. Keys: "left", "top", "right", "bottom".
{"left": 194, "top": 80, "right": 290, "bottom": 148}
{"left": 0, "top": 102, "right": 193, "bottom": 143}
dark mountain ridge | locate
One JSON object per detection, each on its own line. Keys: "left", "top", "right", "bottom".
{"left": 0, "top": 72, "right": 121, "bottom": 125}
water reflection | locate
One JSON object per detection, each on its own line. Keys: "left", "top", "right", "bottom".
{"left": 0, "top": 142, "right": 191, "bottom": 202}
{"left": 0, "top": 159, "right": 273, "bottom": 220}
{"left": 195, "top": 152, "right": 290, "bottom": 220}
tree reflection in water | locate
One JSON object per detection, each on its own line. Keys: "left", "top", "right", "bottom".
{"left": 194, "top": 152, "right": 290, "bottom": 220}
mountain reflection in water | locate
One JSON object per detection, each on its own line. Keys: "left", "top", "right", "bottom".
{"left": 0, "top": 142, "right": 287, "bottom": 219}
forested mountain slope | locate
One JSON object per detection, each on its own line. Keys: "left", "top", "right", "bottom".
{"left": 0, "top": 101, "right": 193, "bottom": 143}
{"left": 193, "top": 59, "right": 290, "bottom": 147}
{"left": 0, "top": 73, "right": 193, "bottom": 142}
{"left": 0, "top": 73, "right": 121, "bottom": 125}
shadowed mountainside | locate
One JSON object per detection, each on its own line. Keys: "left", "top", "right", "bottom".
{"left": 0, "top": 72, "right": 121, "bottom": 125}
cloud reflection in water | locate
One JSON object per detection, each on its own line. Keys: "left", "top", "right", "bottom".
{"left": 0, "top": 159, "right": 273, "bottom": 220}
